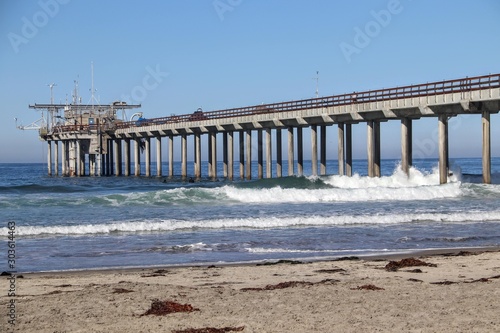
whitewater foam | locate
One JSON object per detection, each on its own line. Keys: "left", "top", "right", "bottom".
{"left": 8, "top": 210, "right": 500, "bottom": 236}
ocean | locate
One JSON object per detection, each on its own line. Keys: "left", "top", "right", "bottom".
{"left": 1, "top": 158, "right": 500, "bottom": 273}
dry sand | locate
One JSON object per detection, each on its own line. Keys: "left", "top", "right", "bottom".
{"left": 2, "top": 248, "right": 500, "bottom": 332}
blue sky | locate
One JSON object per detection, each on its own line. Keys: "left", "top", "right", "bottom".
{"left": 1, "top": 0, "right": 499, "bottom": 163}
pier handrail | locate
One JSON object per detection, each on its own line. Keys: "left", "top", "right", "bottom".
{"left": 65, "top": 73, "right": 500, "bottom": 132}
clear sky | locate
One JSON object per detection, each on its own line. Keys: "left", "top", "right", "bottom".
{"left": 1, "top": 0, "right": 499, "bottom": 163}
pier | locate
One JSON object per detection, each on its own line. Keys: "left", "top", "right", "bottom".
{"left": 30, "top": 73, "right": 500, "bottom": 184}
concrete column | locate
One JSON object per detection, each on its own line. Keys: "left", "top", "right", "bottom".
{"left": 223, "top": 132, "right": 228, "bottom": 178}
{"left": 195, "top": 133, "right": 201, "bottom": 179}
{"left": 69, "top": 141, "right": 76, "bottom": 177}
{"left": 47, "top": 141, "right": 52, "bottom": 176}
{"left": 311, "top": 125, "right": 318, "bottom": 176}
{"left": 374, "top": 121, "right": 381, "bottom": 177}
{"left": 134, "top": 138, "right": 141, "bottom": 176}
{"left": 438, "top": 114, "right": 448, "bottom": 184}
{"left": 258, "top": 129, "right": 263, "bottom": 179}
{"left": 367, "top": 121, "right": 374, "bottom": 177}
{"left": 266, "top": 128, "right": 272, "bottom": 178}
{"left": 276, "top": 129, "right": 282, "bottom": 178}
{"left": 239, "top": 131, "right": 245, "bottom": 179}
{"left": 76, "top": 140, "right": 81, "bottom": 176}
{"left": 145, "top": 137, "right": 151, "bottom": 177}
{"left": 124, "top": 139, "right": 130, "bottom": 177}
{"left": 288, "top": 127, "right": 294, "bottom": 176}
{"left": 228, "top": 131, "right": 234, "bottom": 180}
{"left": 482, "top": 111, "right": 491, "bottom": 184}
{"left": 107, "top": 140, "right": 112, "bottom": 176}
{"left": 80, "top": 146, "right": 86, "bottom": 177}
{"left": 54, "top": 141, "right": 59, "bottom": 176}
{"left": 320, "top": 125, "right": 326, "bottom": 175}
{"left": 181, "top": 134, "right": 187, "bottom": 179}
{"left": 114, "top": 139, "right": 121, "bottom": 176}
{"left": 208, "top": 133, "right": 213, "bottom": 178}
{"left": 345, "top": 123, "right": 352, "bottom": 176}
{"left": 401, "top": 118, "right": 412, "bottom": 176}
{"left": 211, "top": 132, "right": 217, "bottom": 179}
{"left": 338, "top": 123, "right": 345, "bottom": 176}
{"left": 297, "top": 127, "right": 303, "bottom": 176}
{"left": 65, "top": 141, "right": 70, "bottom": 176}
{"left": 246, "top": 130, "right": 252, "bottom": 180}
{"left": 156, "top": 136, "right": 162, "bottom": 177}
{"left": 168, "top": 136, "right": 174, "bottom": 177}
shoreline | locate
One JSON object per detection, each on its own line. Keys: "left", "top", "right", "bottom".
{"left": 2, "top": 246, "right": 500, "bottom": 332}
{"left": 18, "top": 245, "right": 500, "bottom": 277}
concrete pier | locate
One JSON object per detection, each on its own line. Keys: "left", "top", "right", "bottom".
{"left": 36, "top": 73, "right": 499, "bottom": 183}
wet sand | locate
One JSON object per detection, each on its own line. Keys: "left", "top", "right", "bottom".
{"left": 2, "top": 248, "right": 500, "bottom": 332}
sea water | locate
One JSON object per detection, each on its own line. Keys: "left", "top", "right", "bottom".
{"left": 1, "top": 158, "right": 500, "bottom": 273}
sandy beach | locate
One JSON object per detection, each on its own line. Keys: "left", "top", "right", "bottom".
{"left": 2, "top": 248, "right": 500, "bottom": 333}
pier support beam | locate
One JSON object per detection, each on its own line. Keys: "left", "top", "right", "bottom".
{"left": 134, "top": 138, "right": 141, "bottom": 176}
{"left": 482, "top": 111, "right": 491, "bottom": 184}
{"left": 257, "top": 130, "right": 263, "bottom": 179}
{"left": 239, "top": 131, "right": 245, "bottom": 179}
{"left": 311, "top": 125, "right": 318, "bottom": 176}
{"left": 168, "top": 136, "right": 174, "bottom": 177}
{"left": 181, "top": 134, "right": 187, "bottom": 179}
{"left": 211, "top": 132, "right": 217, "bottom": 179}
{"left": 69, "top": 141, "right": 76, "bottom": 177}
{"left": 401, "top": 118, "right": 413, "bottom": 176}
{"left": 156, "top": 136, "right": 162, "bottom": 177}
{"left": 374, "top": 121, "right": 381, "bottom": 177}
{"left": 367, "top": 121, "right": 374, "bottom": 177}
{"left": 338, "top": 123, "right": 345, "bottom": 176}
{"left": 288, "top": 127, "right": 294, "bottom": 176}
{"left": 124, "top": 139, "right": 130, "bottom": 176}
{"left": 63, "top": 141, "right": 69, "bottom": 176}
{"left": 195, "top": 133, "right": 201, "bottom": 179}
{"left": 320, "top": 125, "right": 326, "bottom": 175}
{"left": 346, "top": 124, "right": 352, "bottom": 176}
{"left": 54, "top": 141, "right": 59, "bottom": 176}
{"left": 114, "top": 139, "right": 121, "bottom": 176}
{"left": 276, "top": 129, "right": 282, "bottom": 177}
{"left": 223, "top": 132, "right": 228, "bottom": 178}
{"left": 228, "top": 131, "right": 234, "bottom": 180}
{"left": 246, "top": 130, "right": 252, "bottom": 180}
{"left": 145, "top": 137, "right": 151, "bottom": 177}
{"left": 76, "top": 140, "right": 81, "bottom": 176}
{"left": 266, "top": 128, "right": 272, "bottom": 178}
{"left": 47, "top": 141, "right": 52, "bottom": 176}
{"left": 297, "top": 127, "right": 303, "bottom": 176}
{"left": 438, "top": 114, "right": 449, "bottom": 184}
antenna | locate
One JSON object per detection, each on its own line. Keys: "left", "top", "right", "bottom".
{"left": 47, "top": 83, "right": 57, "bottom": 104}
{"left": 313, "top": 71, "right": 319, "bottom": 98}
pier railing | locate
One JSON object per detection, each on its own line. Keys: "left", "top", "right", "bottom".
{"left": 60, "top": 73, "right": 500, "bottom": 133}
